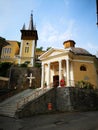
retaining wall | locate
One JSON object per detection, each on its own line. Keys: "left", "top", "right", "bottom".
{"left": 16, "top": 88, "right": 56, "bottom": 118}
{"left": 10, "top": 67, "right": 41, "bottom": 89}
{"left": 16, "top": 87, "right": 98, "bottom": 118}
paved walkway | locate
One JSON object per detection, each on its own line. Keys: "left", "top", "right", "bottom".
{"left": 0, "top": 111, "right": 98, "bottom": 130}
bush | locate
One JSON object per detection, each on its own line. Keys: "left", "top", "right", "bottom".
{"left": 76, "top": 80, "right": 94, "bottom": 89}
{"left": 20, "top": 63, "right": 28, "bottom": 67}
{"left": 0, "top": 62, "right": 13, "bottom": 76}
{"left": 35, "top": 63, "right": 41, "bottom": 68}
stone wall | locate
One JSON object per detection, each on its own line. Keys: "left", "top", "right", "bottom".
{"left": 0, "top": 80, "right": 8, "bottom": 89}
{"left": 69, "top": 87, "right": 98, "bottom": 111}
{"left": 16, "top": 88, "right": 56, "bottom": 118}
{"left": 16, "top": 87, "right": 98, "bottom": 118}
{"left": 56, "top": 87, "right": 98, "bottom": 112}
{"left": 10, "top": 67, "right": 41, "bottom": 89}
{"left": 56, "top": 87, "right": 73, "bottom": 111}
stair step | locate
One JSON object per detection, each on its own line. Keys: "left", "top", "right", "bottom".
{"left": 0, "top": 108, "right": 16, "bottom": 112}
{"left": 0, "top": 110, "right": 15, "bottom": 114}
{"left": 0, "top": 88, "right": 52, "bottom": 117}
{"left": 0, "top": 108, "right": 16, "bottom": 113}
{"left": 0, "top": 112, "right": 15, "bottom": 117}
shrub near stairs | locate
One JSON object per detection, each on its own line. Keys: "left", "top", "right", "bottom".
{"left": 76, "top": 80, "right": 94, "bottom": 89}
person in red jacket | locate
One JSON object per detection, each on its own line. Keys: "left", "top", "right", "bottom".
{"left": 60, "top": 77, "right": 65, "bottom": 87}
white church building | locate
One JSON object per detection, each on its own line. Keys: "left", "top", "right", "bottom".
{"left": 39, "top": 40, "right": 98, "bottom": 88}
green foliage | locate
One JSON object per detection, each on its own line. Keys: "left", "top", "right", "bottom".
{"left": 0, "top": 62, "right": 13, "bottom": 76}
{"left": 20, "top": 61, "right": 30, "bottom": 67}
{"left": 24, "top": 61, "right": 30, "bottom": 64}
{"left": 36, "top": 46, "right": 52, "bottom": 51}
{"left": 20, "top": 63, "right": 28, "bottom": 67}
{"left": 36, "top": 47, "right": 43, "bottom": 51}
{"left": 35, "top": 62, "right": 41, "bottom": 68}
{"left": 76, "top": 80, "right": 94, "bottom": 89}
{"left": 17, "top": 41, "right": 21, "bottom": 47}
{"left": 46, "top": 47, "right": 52, "bottom": 51}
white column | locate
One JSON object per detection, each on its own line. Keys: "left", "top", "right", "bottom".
{"left": 19, "top": 40, "right": 23, "bottom": 64}
{"left": 59, "top": 60, "right": 62, "bottom": 86}
{"left": 41, "top": 63, "right": 45, "bottom": 88}
{"left": 31, "top": 40, "right": 35, "bottom": 67}
{"left": 70, "top": 61, "right": 74, "bottom": 86}
{"left": 66, "top": 58, "right": 70, "bottom": 86}
{"left": 47, "top": 62, "right": 50, "bottom": 88}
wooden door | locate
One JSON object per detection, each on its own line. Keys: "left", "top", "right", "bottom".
{"left": 53, "top": 75, "right": 59, "bottom": 87}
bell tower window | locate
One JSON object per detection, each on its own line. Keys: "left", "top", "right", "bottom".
{"left": 25, "top": 47, "right": 29, "bottom": 53}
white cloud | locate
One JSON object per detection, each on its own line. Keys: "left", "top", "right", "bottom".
{"left": 38, "top": 20, "right": 76, "bottom": 49}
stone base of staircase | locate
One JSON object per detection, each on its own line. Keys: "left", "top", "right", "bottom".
{"left": 0, "top": 88, "right": 54, "bottom": 118}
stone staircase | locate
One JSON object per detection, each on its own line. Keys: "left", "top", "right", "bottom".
{"left": 0, "top": 87, "right": 52, "bottom": 118}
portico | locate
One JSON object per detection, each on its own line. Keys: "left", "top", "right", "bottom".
{"left": 39, "top": 48, "right": 74, "bottom": 88}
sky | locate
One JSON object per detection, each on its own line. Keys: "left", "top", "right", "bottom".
{"left": 0, "top": 0, "right": 98, "bottom": 55}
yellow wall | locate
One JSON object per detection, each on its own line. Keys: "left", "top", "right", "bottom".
{"left": 1, "top": 41, "right": 19, "bottom": 63}
{"left": 0, "top": 40, "right": 45, "bottom": 64}
{"left": 35, "top": 50, "right": 45, "bottom": 60}
{"left": 73, "top": 57, "right": 98, "bottom": 88}
{"left": 19, "top": 40, "right": 35, "bottom": 64}
{"left": 21, "top": 40, "right": 34, "bottom": 57}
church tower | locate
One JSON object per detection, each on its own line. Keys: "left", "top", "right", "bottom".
{"left": 19, "top": 13, "right": 38, "bottom": 67}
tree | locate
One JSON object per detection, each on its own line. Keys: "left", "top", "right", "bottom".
{"left": 36, "top": 47, "right": 43, "bottom": 51}
{"left": 17, "top": 42, "right": 21, "bottom": 48}
{"left": 46, "top": 47, "right": 52, "bottom": 51}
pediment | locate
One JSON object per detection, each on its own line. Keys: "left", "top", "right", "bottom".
{"left": 48, "top": 50, "right": 64, "bottom": 57}
{"left": 39, "top": 48, "right": 65, "bottom": 60}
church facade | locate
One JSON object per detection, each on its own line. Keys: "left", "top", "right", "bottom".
{"left": 0, "top": 14, "right": 98, "bottom": 88}
{"left": 39, "top": 40, "right": 98, "bottom": 88}
{"left": 0, "top": 13, "right": 38, "bottom": 67}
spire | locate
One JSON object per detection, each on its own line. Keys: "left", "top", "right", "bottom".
{"left": 28, "top": 13, "right": 34, "bottom": 30}
{"left": 22, "top": 23, "right": 26, "bottom": 30}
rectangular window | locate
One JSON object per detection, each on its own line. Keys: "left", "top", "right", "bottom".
{"left": 4, "top": 48, "right": 6, "bottom": 54}
{"left": 9, "top": 48, "right": 11, "bottom": 53}
{"left": 2, "top": 48, "right": 4, "bottom": 54}
{"left": 25, "top": 47, "right": 29, "bottom": 53}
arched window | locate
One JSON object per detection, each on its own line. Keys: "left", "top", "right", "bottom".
{"left": 80, "top": 65, "right": 87, "bottom": 71}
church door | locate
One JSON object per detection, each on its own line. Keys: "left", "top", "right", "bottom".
{"left": 53, "top": 75, "right": 59, "bottom": 87}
